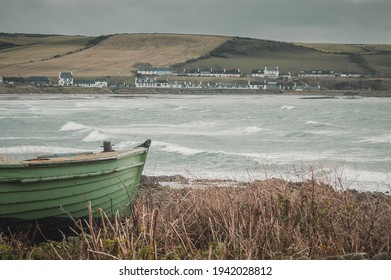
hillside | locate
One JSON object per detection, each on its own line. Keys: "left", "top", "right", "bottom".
{"left": 0, "top": 33, "right": 390, "bottom": 78}
{"left": 0, "top": 33, "right": 229, "bottom": 77}
{"left": 179, "top": 37, "right": 391, "bottom": 77}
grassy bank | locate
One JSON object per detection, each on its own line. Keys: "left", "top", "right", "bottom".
{"left": 1, "top": 84, "right": 391, "bottom": 97}
{"left": 0, "top": 85, "right": 113, "bottom": 94}
{"left": 1, "top": 177, "right": 391, "bottom": 260}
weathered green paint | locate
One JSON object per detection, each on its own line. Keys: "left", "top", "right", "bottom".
{"left": 0, "top": 141, "right": 150, "bottom": 226}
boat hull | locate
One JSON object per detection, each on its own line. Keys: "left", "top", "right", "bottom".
{"left": 0, "top": 141, "right": 150, "bottom": 229}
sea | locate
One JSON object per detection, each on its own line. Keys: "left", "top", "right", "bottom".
{"left": 0, "top": 93, "right": 390, "bottom": 192}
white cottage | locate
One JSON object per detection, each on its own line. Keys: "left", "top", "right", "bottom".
{"left": 251, "top": 69, "right": 265, "bottom": 78}
{"left": 137, "top": 67, "right": 174, "bottom": 76}
{"left": 73, "top": 79, "right": 96, "bottom": 87}
{"left": 58, "top": 72, "right": 73, "bottom": 86}
{"left": 340, "top": 72, "right": 362, "bottom": 78}
{"left": 135, "top": 77, "right": 156, "bottom": 87}
{"left": 298, "top": 70, "right": 336, "bottom": 78}
{"left": 94, "top": 78, "right": 108, "bottom": 88}
{"left": 264, "top": 66, "right": 279, "bottom": 78}
{"left": 248, "top": 81, "right": 266, "bottom": 90}
{"left": 252, "top": 67, "right": 279, "bottom": 78}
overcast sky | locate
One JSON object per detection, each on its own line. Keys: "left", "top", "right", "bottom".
{"left": 0, "top": 0, "right": 390, "bottom": 43}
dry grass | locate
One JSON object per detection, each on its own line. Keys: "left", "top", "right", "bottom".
{"left": 0, "top": 35, "right": 92, "bottom": 72}
{"left": 0, "top": 34, "right": 229, "bottom": 77}
{"left": 1, "top": 177, "right": 390, "bottom": 260}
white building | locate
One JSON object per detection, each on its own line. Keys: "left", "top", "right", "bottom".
{"left": 248, "top": 81, "right": 266, "bottom": 90}
{"left": 298, "top": 69, "right": 336, "bottom": 78}
{"left": 137, "top": 67, "right": 175, "bottom": 76}
{"left": 340, "top": 72, "right": 362, "bottom": 78}
{"left": 223, "top": 69, "right": 241, "bottom": 77}
{"left": 73, "top": 78, "right": 107, "bottom": 88}
{"left": 279, "top": 72, "right": 292, "bottom": 80}
{"left": 251, "top": 66, "right": 279, "bottom": 78}
{"left": 155, "top": 79, "right": 169, "bottom": 88}
{"left": 168, "top": 81, "right": 184, "bottom": 88}
{"left": 184, "top": 81, "right": 202, "bottom": 88}
{"left": 73, "top": 79, "right": 95, "bottom": 87}
{"left": 184, "top": 68, "right": 241, "bottom": 77}
{"left": 251, "top": 69, "right": 265, "bottom": 78}
{"left": 266, "top": 80, "right": 280, "bottom": 90}
{"left": 58, "top": 72, "right": 73, "bottom": 86}
{"left": 94, "top": 78, "right": 108, "bottom": 88}
{"left": 135, "top": 77, "right": 169, "bottom": 88}
{"left": 264, "top": 66, "right": 279, "bottom": 79}
{"left": 135, "top": 77, "right": 156, "bottom": 87}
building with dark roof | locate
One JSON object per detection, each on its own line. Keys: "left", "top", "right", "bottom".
{"left": 25, "top": 76, "right": 51, "bottom": 86}
{"left": 58, "top": 72, "right": 73, "bottom": 86}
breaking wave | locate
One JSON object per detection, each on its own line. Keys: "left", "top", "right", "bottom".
{"left": 153, "top": 141, "right": 203, "bottom": 156}
{"left": 281, "top": 105, "right": 295, "bottom": 110}
{"left": 354, "top": 134, "right": 391, "bottom": 144}
{"left": 83, "top": 130, "right": 110, "bottom": 142}
{"left": 306, "top": 121, "right": 338, "bottom": 127}
{"left": 60, "top": 121, "right": 90, "bottom": 131}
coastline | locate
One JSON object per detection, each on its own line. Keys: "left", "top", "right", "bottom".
{"left": 1, "top": 84, "right": 391, "bottom": 97}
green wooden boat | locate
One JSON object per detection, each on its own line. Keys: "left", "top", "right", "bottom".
{"left": 0, "top": 140, "right": 151, "bottom": 229}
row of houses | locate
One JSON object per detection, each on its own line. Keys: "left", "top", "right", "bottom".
{"left": 134, "top": 77, "right": 319, "bottom": 91}
{"left": 58, "top": 72, "right": 108, "bottom": 88}
{"left": 184, "top": 68, "right": 241, "bottom": 78}
{"left": 137, "top": 67, "right": 275, "bottom": 78}
{"left": 137, "top": 67, "right": 362, "bottom": 79}
{"left": 298, "top": 69, "right": 362, "bottom": 78}
{"left": 0, "top": 72, "right": 108, "bottom": 88}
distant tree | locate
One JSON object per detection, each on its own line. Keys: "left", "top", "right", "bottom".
{"left": 132, "top": 62, "right": 153, "bottom": 71}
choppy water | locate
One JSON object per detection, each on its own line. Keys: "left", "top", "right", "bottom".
{"left": 1, "top": 93, "right": 390, "bottom": 192}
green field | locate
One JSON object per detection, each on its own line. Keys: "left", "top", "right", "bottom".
{"left": 0, "top": 33, "right": 390, "bottom": 78}
{"left": 179, "top": 38, "right": 391, "bottom": 76}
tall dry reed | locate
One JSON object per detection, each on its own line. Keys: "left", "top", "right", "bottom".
{"left": 1, "top": 178, "right": 391, "bottom": 259}
{"left": 73, "top": 178, "right": 391, "bottom": 260}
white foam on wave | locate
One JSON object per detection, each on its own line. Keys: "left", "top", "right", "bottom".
{"left": 115, "top": 140, "right": 139, "bottom": 149}
{"left": 83, "top": 130, "right": 110, "bottom": 142}
{"left": 354, "top": 134, "right": 391, "bottom": 144}
{"left": 153, "top": 141, "right": 203, "bottom": 156}
{"left": 184, "top": 120, "right": 217, "bottom": 128}
{"left": 214, "top": 150, "right": 261, "bottom": 160}
{"left": 306, "top": 120, "right": 338, "bottom": 127}
{"left": 243, "top": 126, "right": 264, "bottom": 134}
{"left": 60, "top": 121, "right": 90, "bottom": 131}
{"left": 281, "top": 105, "right": 295, "bottom": 110}
{"left": 28, "top": 107, "right": 40, "bottom": 113}
{"left": 171, "top": 105, "right": 190, "bottom": 111}
{"left": 324, "top": 167, "right": 391, "bottom": 192}
{"left": 216, "top": 126, "right": 268, "bottom": 136}
{"left": 153, "top": 142, "right": 263, "bottom": 161}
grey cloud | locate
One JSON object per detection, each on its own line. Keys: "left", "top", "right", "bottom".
{"left": 0, "top": 0, "right": 390, "bottom": 43}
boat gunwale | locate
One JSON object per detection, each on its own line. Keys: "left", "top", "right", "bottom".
{"left": 0, "top": 161, "right": 144, "bottom": 184}
{"left": 0, "top": 164, "right": 140, "bottom": 193}
{"left": 0, "top": 147, "right": 148, "bottom": 169}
